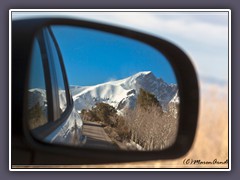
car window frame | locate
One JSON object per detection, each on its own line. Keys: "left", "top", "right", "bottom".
{"left": 30, "top": 27, "right": 74, "bottom": 140}
{"left": 27, "top": 37, "right": 49, "bottom": 130}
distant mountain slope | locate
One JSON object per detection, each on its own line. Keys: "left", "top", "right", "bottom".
{"left": 70, "top": 71, "right": 179, "bottom": 113}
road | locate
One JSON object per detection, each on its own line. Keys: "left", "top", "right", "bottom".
{"left": 82, "top": 121, "right": 119, "bottom": 150}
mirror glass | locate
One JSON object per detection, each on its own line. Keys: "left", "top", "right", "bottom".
{"left": 27, "top": 25, "right": 180, "bottom": 151}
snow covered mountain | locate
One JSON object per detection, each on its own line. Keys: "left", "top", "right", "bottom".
{"left": 28, "top": 88, "right": 67, "bottom": 113}
{"left": 71, "top": 71, "right": 179, "bottom": 113}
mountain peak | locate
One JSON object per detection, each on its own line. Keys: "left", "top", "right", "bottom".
{"left": 71, "top": 71, "right": 178, "bottom": 112}
{"left": 130, "top": 71, "right": 155, "bottom": 81}
{"left": 134, "top": 71, "right": 152, "bottom": 77}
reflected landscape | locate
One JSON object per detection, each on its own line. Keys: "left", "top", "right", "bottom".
{"left": 27, "top": 25, "right": 180, "bottom": 151}
{"left": 74, "top": 71, "right": 179, "bottom": 150}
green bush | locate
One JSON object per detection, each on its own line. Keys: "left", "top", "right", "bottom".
{"left": 80, "top": 103, "right": 117, "bottom": 125}
{"left": 92, "top": 103, "right": 116, "bottom": 122}
{"left": 136, "top": 88, "right": 161, "bottom": 111}
{"left": 80, "top": 108, "right": 100, "bottom": 122}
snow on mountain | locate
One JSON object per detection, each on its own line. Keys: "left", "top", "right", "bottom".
{"left": 168, "top": 91, "right": 180, "bottom": 118}
{"left": 169, "top": 90, "right": 180, "bottom": 104}
{"left": 28, "top": 88, "right": 47, "bottom": 109}
{"left": 58, "top": 90, "right": 67, "bottom": 112}
{"left": 28, "top": 88, "right": 67, "bottom": 112}
{"left": 71, "top": 71, "right": 179, "bottom": 113}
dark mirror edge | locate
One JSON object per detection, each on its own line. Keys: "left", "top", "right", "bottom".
{"left": 12, "top": 17, "right": 199, "bottom": 165}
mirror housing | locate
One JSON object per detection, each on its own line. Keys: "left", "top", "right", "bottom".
{"left": 11, "top": 18, "right": 199, "bottom": 165}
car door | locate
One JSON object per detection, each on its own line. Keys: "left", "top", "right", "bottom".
{"left": 27, "top": 26, "right": 85, "bottom": 146}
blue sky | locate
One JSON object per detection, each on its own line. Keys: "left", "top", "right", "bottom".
{"left": 12, "top": 11, "right": 229, "bottom": 86}
{"left": 51, "top": 25, "right": 176, "bottom": 86}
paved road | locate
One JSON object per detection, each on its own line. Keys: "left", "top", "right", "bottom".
{"left": 82, "top": 121, "right": 119, "bottom": 150}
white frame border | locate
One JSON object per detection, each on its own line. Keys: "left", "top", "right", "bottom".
{"left": 9, "top": 9, "right": 231, "bottom": 172}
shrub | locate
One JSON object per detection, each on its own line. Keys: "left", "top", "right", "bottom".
{"left": 80, "top": 103, "right": 117, "bottom": 126}
{"left": 92, "top": 103, "right": 117, "bottom": 125}
{"left": 80, "top": 108, "right": 100, "bottom": 122}
{"left": 28, "top": 102, "right": 47, "bottom": 130}
{"left": 113, "top": 115, "right": 131, "bottom": 141}
{"left": 136, "top": 88, "right": 161, "bottom": 111}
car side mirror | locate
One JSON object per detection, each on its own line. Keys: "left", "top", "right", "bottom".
{"left": 11, "top": 18, "right": 199, "bottom": 165}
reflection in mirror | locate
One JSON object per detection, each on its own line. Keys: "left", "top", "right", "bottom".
{"left": 28, "top": 25, "right": 179, "bottom": 151}
{"left": 27, "top": 38, "right": 48, "bottom": 133}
